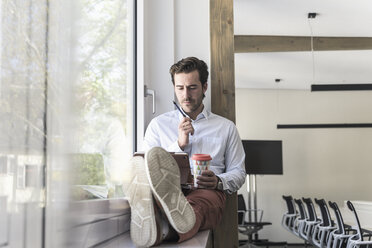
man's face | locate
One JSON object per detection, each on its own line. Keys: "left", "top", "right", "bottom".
{"left": 174, "top": 70, "right": 207, "bottom": 116}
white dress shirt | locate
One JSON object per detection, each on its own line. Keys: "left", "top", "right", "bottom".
{"left": 142, "top": 108, "right": 246, "bottom": 193}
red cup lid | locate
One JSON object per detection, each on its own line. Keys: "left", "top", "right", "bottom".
{"left": 191, "top": 154, "right": 212, "bottom": 161}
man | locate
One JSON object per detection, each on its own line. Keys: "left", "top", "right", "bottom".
{"left": 123, "top": 57, "right": 246, "bottom": 247}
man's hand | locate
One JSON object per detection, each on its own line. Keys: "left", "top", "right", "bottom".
{"left": 178, "top": 117, "right": 194, "bottom": 150}
{"left": 196, "top": 170, "right": 218, "bottom": 189}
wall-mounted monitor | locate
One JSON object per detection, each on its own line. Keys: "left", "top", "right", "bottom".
{"left": 242, "top": 140, "right": 283, "bottom": 175}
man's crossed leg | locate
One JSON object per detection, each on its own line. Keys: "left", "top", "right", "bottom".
{"left": 123, "top": 147, "right": 195, "bottom": 247}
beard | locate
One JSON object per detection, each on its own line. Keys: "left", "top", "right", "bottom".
{"left": 181, "top": 96, "right": 203, "bottom": 115}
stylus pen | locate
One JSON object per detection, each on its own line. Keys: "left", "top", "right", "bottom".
{"left": 173, "top": 100, "right": 187, "bottom": 117}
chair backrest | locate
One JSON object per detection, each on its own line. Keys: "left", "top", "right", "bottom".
{"left": 328, "top": 201, "right": 346, "bottom": 235}
{"left": 295, "top": 198, "right": 307, "bottom": 220}
{"left": 237, "top": 194, "right": 246, "bottom": 224}
{"left": 315, "top": 198, "right": 332, "bottom": 227}
{"left": 238, "top": 194, "right": 246, "bottom": 211}
{"left": 283, "top": 195, "right": 296, "bottom": 215}
{"left": 303, "top": 197, "right": 317, "bottom": 221}
{"left": 347, "top": 200, "right": 363, "bottom": 241}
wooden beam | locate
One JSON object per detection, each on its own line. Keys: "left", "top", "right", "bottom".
{"left": 210, "top": 1, "right": 239, "bottom": 248}
{"left": 210, "top": 0, "right": 236, "bottom": 123}
{"left": 235, "top": 35, "right": 372, "bottom": 53}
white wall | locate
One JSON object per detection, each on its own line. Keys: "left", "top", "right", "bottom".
{"left": 236, "top": 88, "right": 372, "bottom": 242}
{"left": 137, "top": 0, "right": 210, "bottom": 149}
{"left": 174, "top": 0, "right": 211, "bottom": 111}
{"left": 137, "top": 0, "right": 175, "bottom": 148}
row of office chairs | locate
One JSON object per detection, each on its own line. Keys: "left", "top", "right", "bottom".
{"left": 282, "top": 196, "right": 372, "bottom": 248}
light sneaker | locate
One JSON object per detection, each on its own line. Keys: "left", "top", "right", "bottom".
{"left": 122, "top": 156, "right": 157, "bottom": 247}
{"left": 144, "top": 147, "right": 196, "bottom": 234}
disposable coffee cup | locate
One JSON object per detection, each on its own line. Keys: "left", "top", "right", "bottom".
{"left": 191, "top": 154, "right": 212, "bottom": 188}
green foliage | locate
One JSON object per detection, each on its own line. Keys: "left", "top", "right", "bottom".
{"left": 71, "top": 0, "right": 132, "bottom": 200}
{"left": 76, "top": 0, "right": 129, "bottom": 118}
{"left": 71, "top": 153, "right": 105, "bottom": 185}
{"left": 70, "top": 187, "right": 99, "bottom": 200}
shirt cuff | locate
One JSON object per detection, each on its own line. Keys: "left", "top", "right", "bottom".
{"left": 216, "top": 175, "right": 225, "bottom": 190}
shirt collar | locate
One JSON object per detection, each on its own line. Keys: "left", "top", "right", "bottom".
{"left": 177, "top": 106, "right": 210, "bottom": 121}
{"left": 195, "top": 107, "right": 210, "bottom": 121}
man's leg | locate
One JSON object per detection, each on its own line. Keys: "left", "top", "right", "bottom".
{"left": 122, "top": 156, "right": 159, "bottom": 247}
{"left": 144, "top": 147, "right": 226, "bottom": 243}
{"left": 144, "top": 147, "right": 196, "bottom": 234}
{"left": 178, "top": 189, "right": 226, "bottom": 242}
{"left": 123, "top": 148, "right": 197, "bottom": 246}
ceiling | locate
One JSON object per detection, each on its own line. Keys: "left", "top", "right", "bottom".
{"left": 234, "top": 0, "right": 372, "bottom": 90}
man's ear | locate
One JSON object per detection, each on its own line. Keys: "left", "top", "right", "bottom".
{"left": 203, "top": 83, "right": 208, "bottom": 93}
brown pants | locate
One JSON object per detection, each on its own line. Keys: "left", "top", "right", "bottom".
{"left": 177, "top": 189, "right": 226, "bottom": 242}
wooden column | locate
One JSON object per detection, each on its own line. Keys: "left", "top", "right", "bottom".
{"left": 210, "top": 0, "right": 236, "bottom": 123}
{"left": 210, "top": 1, "right": 239, "bottom": 248}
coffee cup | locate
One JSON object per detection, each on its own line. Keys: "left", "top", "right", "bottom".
{"left": 191, "top": 154, "right": 212, "bottom": 188}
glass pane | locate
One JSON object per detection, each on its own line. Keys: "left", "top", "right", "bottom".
{"left": 1, "top": 0, "right": 134, "bottom": 246}
{"left": 0, "top": 0, "right": 47, "bottom": 246}
{"left": 71, "top": 0, "right": 133, "bottom": 200}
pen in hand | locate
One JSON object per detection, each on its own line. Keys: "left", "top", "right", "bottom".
{"left": 173, "top": 100, "right": 194, "bottom": 146}
{"left": 173, "top": 100, "right": 187, "bottom": 117}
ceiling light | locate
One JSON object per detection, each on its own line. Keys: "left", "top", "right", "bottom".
{"left": 311, "top": 84, "right": 372, "bottom": 91}
{"left": 308, "top": 13, "right": 317, "bottom": 19}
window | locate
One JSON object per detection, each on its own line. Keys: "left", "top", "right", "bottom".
{"left": 0, "top": 0, "right": 134, "bottom": 246}
{"left": 72, "top": 0, "right": 134, "bottom": 200}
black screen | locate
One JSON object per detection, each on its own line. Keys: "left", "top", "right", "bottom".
{"left": 242, "top": 140, "right": 283, "bottom": 175}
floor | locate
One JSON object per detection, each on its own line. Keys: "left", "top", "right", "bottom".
{"left": 238, "top": 241, "right": 314, "bottom": 248}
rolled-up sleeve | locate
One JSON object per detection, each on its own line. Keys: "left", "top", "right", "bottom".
{"left": 218, "top": 125, "right": 246, "bottom": 194}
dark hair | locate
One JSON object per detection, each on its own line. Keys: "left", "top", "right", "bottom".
{"left": 169, "top": 57, "right": 209, "bottom": 86}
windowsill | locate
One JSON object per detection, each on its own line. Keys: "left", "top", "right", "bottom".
{"left": 154, "top": 230, "right": 211, "bottom": 248}
{"left": 65, "top": 198, "right": 130, "bottom": 247}
{"left": 69, "top": 198, "right": 130, "bottom": 226}
{"left": 65, "top": 199, "right": 211, "bottom": 247}
{"left": 97, "top": 229, "right": 211, "bottom": 248}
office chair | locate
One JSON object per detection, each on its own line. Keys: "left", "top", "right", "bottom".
{"left": 345, "top": 201, "right": 372, "bottom": 248}
{"left": 237, "top": 194, "right": 271, "bottom": 243}
{"left": 312, "top": 198, "right": 336, "bottom": 248}
{"left": 294, "top": 198, "right": 308, "bottom": 238}
{"left": 238, "top": 194, "right": 287, "bottom": 247}
{"left": 300, "top": 197, "right": 321, "bottom": 243}
{"left": 282, "top": 195, "right": 298, "bottom": 233}
{"left": 327, "top": 201, "right": 356, "bottom": 248}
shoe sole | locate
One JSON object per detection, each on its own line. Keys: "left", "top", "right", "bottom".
{"left": 145, "top": 147, "right": 196, "bottom": 234}
{"left": 122, "top": 156, "right": 157, "bottom": 247}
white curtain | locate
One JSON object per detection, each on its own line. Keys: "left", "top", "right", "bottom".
{"left": 1, "top": 0, "right": 133, "bottom": 247}
{"left": 1, "top": 0, "right": 51, "bottom": 247}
